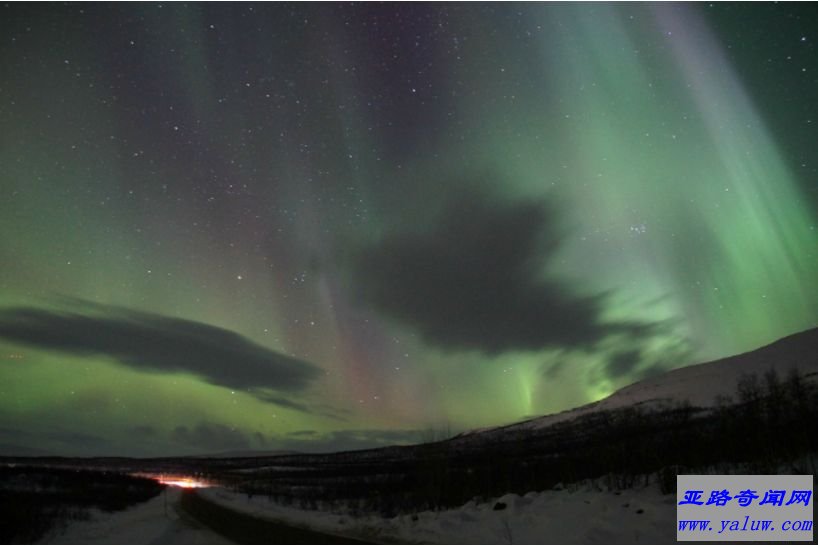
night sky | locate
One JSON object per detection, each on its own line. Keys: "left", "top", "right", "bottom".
{"left": 1, "top": 2, "right": 817, "bottom": 457}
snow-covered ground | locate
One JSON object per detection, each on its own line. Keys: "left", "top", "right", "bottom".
{"left": 39, "top": 488, "right": 230, "bottom": 545}
{"left": 199, "top": 481, "right": 676, "bottom": 544}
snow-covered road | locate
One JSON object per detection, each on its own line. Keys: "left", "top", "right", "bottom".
{"left": 199, "top": 481, "right": 678, "bottom": 544}
{"left": 40, "top": 488, "right": 230, "bottom": 544}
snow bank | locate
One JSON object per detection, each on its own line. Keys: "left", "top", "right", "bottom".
{"left": 199, "top": 482, "right": 677, "bottom": 544}
{"left": 40, "top": 488, "right": 229, "bottom": 544}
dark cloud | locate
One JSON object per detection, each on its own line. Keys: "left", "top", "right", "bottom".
{"left": 0, "top": 443, "right": 50, "bottom": 456}
{"left": 606, "top": 350, "right": 642, "bottom": 379}
{"left": 279, "top": 428, "right": 423, "bottom": 453}
{"left": 171, "top": 422, "right": 250, "bottom": 451}
{"left": 257, "top": 394, "right": 317, "bottom": 414}
{"left": 602, "top": 337, "right": 695, "bottom": 383}
{"left": 0, "top": 426, "right": 31, "bottom": 451}
{"left": 543, "top": 358, "right": 567, "bottom": 380}
{"left": 637, "top": 336, "right": 697, "bottom": 381}
{"left": 636, "top": 349, "right": 694, "bottom": 381}
{"left": 130, "top": 425, "right": 157, "bottom": 438}
{"left": 637, "top": 362, "right": 669, "bottom": 380}
{"left": 49, "top": 431, "right": 109, "bottom": 449}
{"left": 252, "top": 431, "right": 268, "bottom": 447}
{"left": 354, "top": 187, "right": 650, "bottom": 354}
{"left": 255, "top": 392, "right": 349, "bottom": 421}
{"left": 65, "top": 389, "right": 113, "bottom": 412}
{"left": 167, "top": 424, "right": 420, "bottom": 454}
{"left": 288, "top": 429, "right": 319, "bottom": 437}
{"left": 0, "top": 426, "right": 108, "bottom": 455}
{"left": 0, "top": 303, "right": 321, "bottom": 394}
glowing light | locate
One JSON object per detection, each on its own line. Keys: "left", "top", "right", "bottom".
{"left": 161, "top": 478, "right": 205, "bottom": 488}
{"left": 154, "top": 475, "right": 209, "bottom": 488}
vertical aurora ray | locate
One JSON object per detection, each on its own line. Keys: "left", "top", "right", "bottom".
{"left": 525, "top": 3, "right": 818, "bottom": 362}
{"left": 652, "top": 4, "right": 818, "bottom": 353}
{"left": 439, "top": 3, "right": 818, "bottom": 408}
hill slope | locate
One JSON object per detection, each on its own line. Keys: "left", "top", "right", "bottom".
{"left": 464, "top": 327, "right": 818, "bottom": 438}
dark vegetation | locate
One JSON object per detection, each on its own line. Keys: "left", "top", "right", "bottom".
{"left": 216, "top": 368, "right": 818, "bottom": 517}
{"left": 0, "top": 467, "right": 163, "bottom": 543}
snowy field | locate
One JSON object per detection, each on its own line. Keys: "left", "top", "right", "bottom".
{"left": 39, "top": 488, "right": 229, "bottom": 545}
{"left": 199, "top": 481, "right": 676, "bottom": 544}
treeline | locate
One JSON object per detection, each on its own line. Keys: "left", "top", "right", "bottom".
{"left": 225, "top": 368, "right": 818, "bottom": 516}
{"left": 710, "top": 368, "right": 817, "bottom": 473}
{"left": 0, "top": 466, "right": 164, "bottom": 543}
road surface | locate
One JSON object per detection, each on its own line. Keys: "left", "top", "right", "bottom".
{"left": 180, "top": 488, "right": 369, "bottom": 544}
{"left": 42, "top": 488, "right": 229, "bottom": 544}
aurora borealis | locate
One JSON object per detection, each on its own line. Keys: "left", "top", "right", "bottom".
{"left": 1, "top": 2, "right": 816, "bottom": 457}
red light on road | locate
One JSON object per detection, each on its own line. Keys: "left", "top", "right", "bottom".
{"left": 156, "top": 475, "right": 208, "bottom": 488}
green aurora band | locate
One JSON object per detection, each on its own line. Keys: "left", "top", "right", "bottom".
{"left": 0, "top": 3, "right": 816, "bottom": 455}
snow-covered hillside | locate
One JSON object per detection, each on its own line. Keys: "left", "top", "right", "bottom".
{"left": 465, "top": 327, "right": 818, "bottom": 437}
